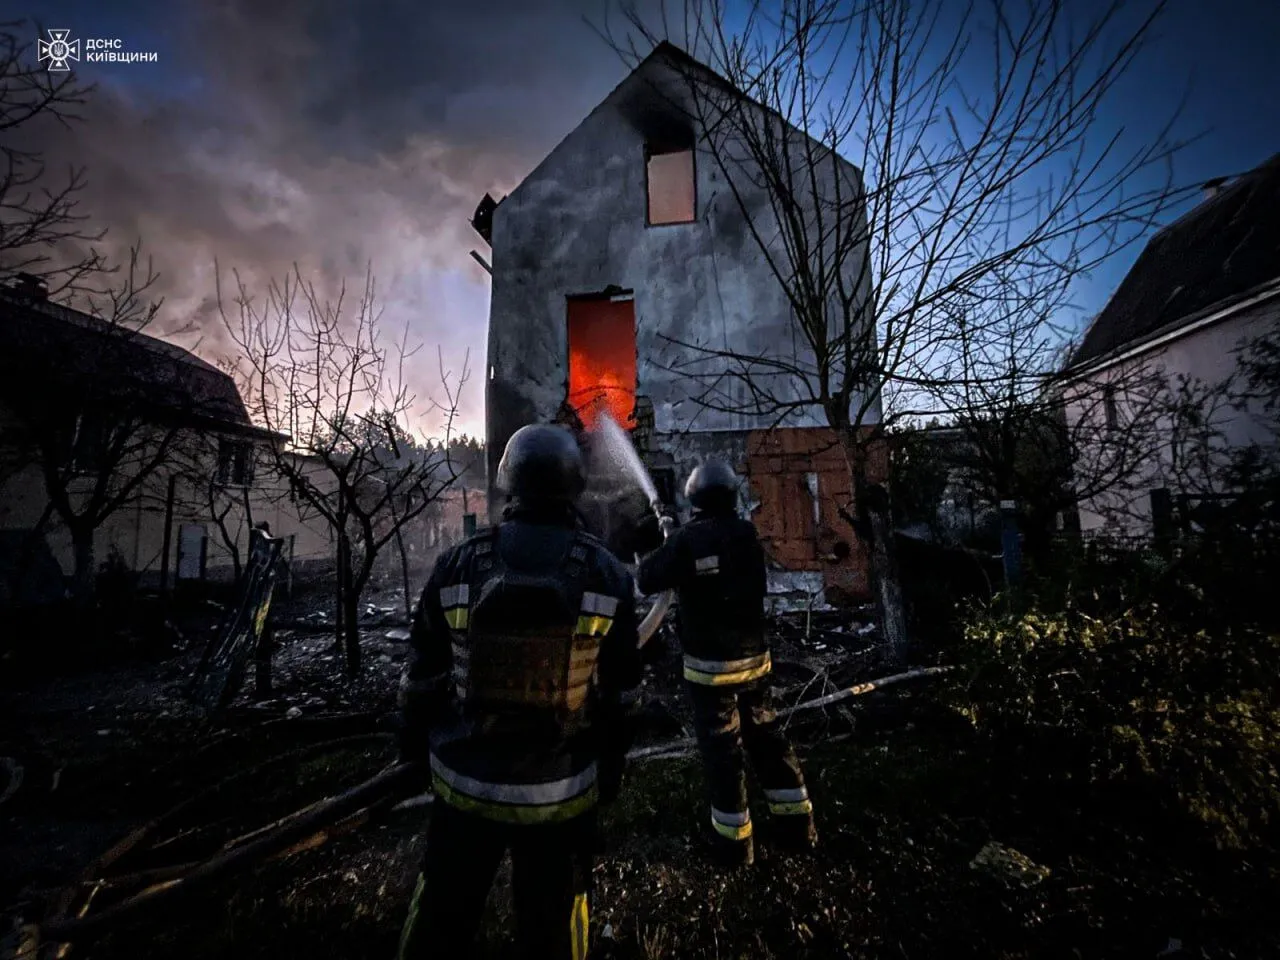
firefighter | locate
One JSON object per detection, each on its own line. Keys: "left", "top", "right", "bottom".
{"left": 636, "top": 459, "right": 816, "bottom": 866}
{"left": 396, "top": 423, "right": 643, "bottom": 959}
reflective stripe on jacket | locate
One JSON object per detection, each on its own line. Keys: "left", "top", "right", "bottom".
{"left": 429, "top": 753, "right": 600, "bottom": 824}
{"left": 397, "top": 504, "right": 643, "bottom": 824}
{"left": 636, "top": 510, "right": 770, "bottom": 665}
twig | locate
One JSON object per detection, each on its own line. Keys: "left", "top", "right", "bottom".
{"left": 780, "top": 666, "right": 833, "bottom": 733}
{"left": 39, "top": 762, "right": 418, "bottom": 944}
{"left": 777, "top": 665, "right": 956, "bottom": 717}
{"left": 628, "top": 664, "right": 956, "bottom": 760}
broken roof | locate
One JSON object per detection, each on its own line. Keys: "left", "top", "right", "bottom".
{"left": 0, "top": 290, "right": 266, "bottom": 436}
{"left": 640, "top": 42, "right": 860, "bottom": 171}
{"left": 1069, "top": 152, "right": 1280, "bottom": 369}
{"left": 492, "top": 40, "right": 861, "bottom": 217}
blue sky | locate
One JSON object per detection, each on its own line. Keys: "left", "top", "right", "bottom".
{"left": 15, "top": 0, "right": 1280, "bottom": 436}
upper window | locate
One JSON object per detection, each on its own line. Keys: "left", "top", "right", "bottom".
{"left": 646, "top": 144, "right": 695, "bottom": 225}
{"left": 69, "top": 412, "right": 107, "bottom": 473}
{"left": 216, "top": 438, "right": 255, "bottom": 486}
{"left": 1103, "top": 384, "right": 1119, "bottom": 432}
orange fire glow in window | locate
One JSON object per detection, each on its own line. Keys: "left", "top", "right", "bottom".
{"left": 567, "top": 297, "right": 637, "bottom": 430}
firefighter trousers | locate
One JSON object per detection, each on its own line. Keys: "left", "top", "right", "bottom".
{"left": 687, "top": 678, "right": 814, "bottom": 857}
{"left": 396, "top": 798, "right": 595, "bottom": 960}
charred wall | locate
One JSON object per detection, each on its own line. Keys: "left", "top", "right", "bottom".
{"left": 484, "top": 53, "right": 879, "bottom": 598}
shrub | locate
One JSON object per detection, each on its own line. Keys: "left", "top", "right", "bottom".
{"left": 955, "top": 601, "right": 1280, "bottom": 850}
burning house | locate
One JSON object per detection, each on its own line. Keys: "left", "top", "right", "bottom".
{"left": 475, "top": 43, "right": 883, "bottom": 601}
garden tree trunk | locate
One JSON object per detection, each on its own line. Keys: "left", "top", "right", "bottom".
{"left": 333, "top": 534, "right": 348, "bottom": 655}
{"left": 866, "top": 496, "right": 909, "bottom": 665}
{"left": 69, "top": 528, "right": 96, "bottom": 607}
{"left": 394, "top": 522, "right": 413, "bottom": 622}
{"left": 341, "top": 567, "right": 362, "bottom": 677}
{"left": 837, "top": 426, "right": 909, "bottom": 665}
{"left": 254, "top": 624, "right": 274, "bottom": 697}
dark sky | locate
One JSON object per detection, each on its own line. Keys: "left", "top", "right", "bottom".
{"left": 12, "top": 1, "right": 1280, "bottom": 434}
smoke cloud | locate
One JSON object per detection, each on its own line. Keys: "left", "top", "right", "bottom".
{"left": 14, "top": 0, "right": 658, "bottom": 435}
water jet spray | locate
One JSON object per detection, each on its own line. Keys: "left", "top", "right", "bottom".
{"left": 588, "top": 412, "right": 674, "bottom": 647}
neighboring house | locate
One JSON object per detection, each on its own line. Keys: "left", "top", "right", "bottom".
{"left": 474, "top": 42, "right": 882, "bottom": 600}
{"left": 369, "top": 486, "right": 489, "bottom": 582}
{"left": 1061, "top": 154, "right": 1280, "bottom": 538}
{"left": 889, "top": 425, "right": 998, "bottom": 546}
{"left": 426, "top": 486, "right": 488, "bottom": 548}
{"left": 0, "top": 276, "right": 334, "bottom": 602}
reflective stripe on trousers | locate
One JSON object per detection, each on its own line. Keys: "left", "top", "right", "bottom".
{"left": 710, "top": 805, "right": 752, "bottom": 841}
{"left": 764, "top": 785, "right": 813, "bottom": 815}
{"left": 398, "top": 800, "right": 596, "bottom": 959}
{"left": 396, "top": 872, "right": 426, "bottom": 960}
{"left": 570, "top": 891, "right": 589, "bottom": 960}
{"left": 683, "top": 651, "right": 772, "bottom": 686}
{"left": 429, "top": 753, "right": 599, "bottom": 824}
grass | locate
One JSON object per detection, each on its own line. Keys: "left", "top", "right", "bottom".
{"left": 8, "top": 639, "right": 1278, "bottom": 959}
{"left": 11, "top": 709, "right": 1279, "bottom": 959}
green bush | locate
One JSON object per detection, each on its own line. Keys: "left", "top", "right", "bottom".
{"left": 956, "top": 602, "right": 1280, "bottom": 850}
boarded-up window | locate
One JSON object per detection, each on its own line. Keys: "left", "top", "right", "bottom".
{"left": 646, "top": 147, "right": 695, "bottom": 225}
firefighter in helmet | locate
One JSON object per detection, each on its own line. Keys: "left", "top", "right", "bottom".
{"left": 396, "top": 423, "right": 642, "bottom": 959}
{"left": 637, "top": 459, "right": 816, "bottom": 866}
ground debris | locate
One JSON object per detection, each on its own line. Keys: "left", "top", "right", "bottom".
{"left": 6, "top": 584, "right": 1278, "bottom": 959}
{"left": 969, "top": 841, "right": 1051, "bottom": 887}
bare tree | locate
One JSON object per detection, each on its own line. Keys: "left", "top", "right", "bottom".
{"left": 219, "top": 265, "right": 468, "bottom": 676}
{"left": 178, "top": 442, "right": 258, "bottom": 583}
{"left": 915, "top": 271, "right": 1189, "bottom": 560}
{"left": 0, "top": 23, "right": 207, "bottom": 605}
{"left": 604, "top": 0, "right": 1193, "bottom": 660}
{"left": 0, "top": 246, "right": 203, "bottom": 604}
{"left": 0, "top": 21, "right": 111, "bottom": 297}
{"left": 1075, "top": 327, "right": 1280, "bottom": 538}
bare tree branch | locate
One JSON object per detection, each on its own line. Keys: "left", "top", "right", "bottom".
{"left": 217, "top": 265, "right": 469, "bottom": 676}
{"left": 598, "top": 0, "right": 1194, "bottom": 660}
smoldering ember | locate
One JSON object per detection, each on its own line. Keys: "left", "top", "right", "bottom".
{"left": 2, "top": 4, "right": 1279, "bottom": 959}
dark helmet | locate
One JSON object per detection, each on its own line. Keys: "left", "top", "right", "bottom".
{"left": 495, "top": 424, "right": 586, "bottom": 503}
{"left": 685, "top": 459, "right": 739, "bottom": 510}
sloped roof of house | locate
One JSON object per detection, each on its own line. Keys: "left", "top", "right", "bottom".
{"left": 0, "top": 287, "right": 265, "bottom": 435}
{"left": 1069, "top": 152, "right": 1280, "bottom": 369}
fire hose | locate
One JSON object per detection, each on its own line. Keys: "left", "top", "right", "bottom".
{"left": 636, "top": 500, "right": 675, "bottom": 649}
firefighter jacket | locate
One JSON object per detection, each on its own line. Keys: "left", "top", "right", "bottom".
{"left": 636, "top": 507, "right": 772, "bottom": 686}
{"left": 398, "top": 499, "right": 642, "bottom": 824}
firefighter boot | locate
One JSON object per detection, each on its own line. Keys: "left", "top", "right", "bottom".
{"left": 771, "top": 813, "right": 818, "bottom": 853}
{"left": 709, "top": 830, "right": 755, "bottom": 868}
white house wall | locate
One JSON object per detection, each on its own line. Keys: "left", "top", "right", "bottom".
{"left": 1065, "top": 296, "right": 1279, "bottom": 536}
{"left": 0, "top": 428, "right": 337, "bottom": 594}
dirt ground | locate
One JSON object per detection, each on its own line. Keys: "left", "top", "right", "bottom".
{"left": 3, "top": 596, "right": 1277, "bottom": 959}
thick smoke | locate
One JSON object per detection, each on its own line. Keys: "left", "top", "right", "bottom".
{"left": 12, "top": 0, "right": 659, "bottom": 433}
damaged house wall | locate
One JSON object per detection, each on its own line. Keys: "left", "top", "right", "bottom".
{"left": 482, "top": 44, "right": 883, "bottom": 599}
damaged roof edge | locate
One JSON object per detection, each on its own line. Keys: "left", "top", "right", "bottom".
{"left": 479, "top": 41, "right": 864, "bottom": 223}
{"left": 471, "top": 193, "right": 499, "bottom": 247}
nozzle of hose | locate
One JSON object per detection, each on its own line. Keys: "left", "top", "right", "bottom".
{"left": 653, "top": 502, "right": 676, "bottom": 540}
